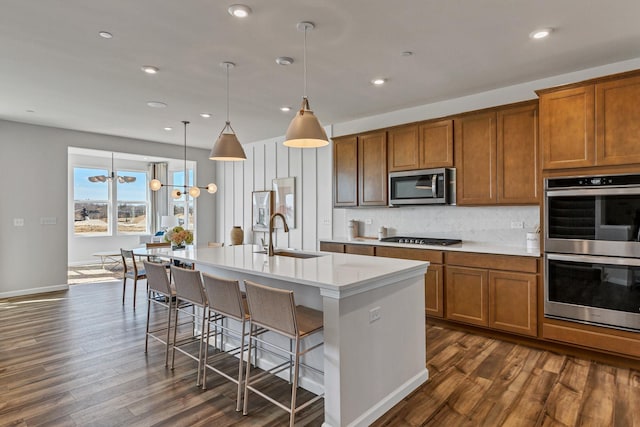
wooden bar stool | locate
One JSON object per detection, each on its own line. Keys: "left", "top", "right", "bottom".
{"left": 201, "top": 273, "right": 250, "bottom": 411}
{"left": 242, "top": 280, "right": 324, "bottom": 427}
{"left": 142, "top": 261, "right": 175, "bottom": 366}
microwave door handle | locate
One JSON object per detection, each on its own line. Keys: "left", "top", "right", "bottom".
{"left": 432, "top": 174, "right": 437, "bottom": 198}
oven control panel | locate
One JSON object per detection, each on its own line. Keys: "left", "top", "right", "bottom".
{"left": 547, "top": 174, "right": 640, "bottom": 189}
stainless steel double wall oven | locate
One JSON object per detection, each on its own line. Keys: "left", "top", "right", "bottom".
{"left": 544, "top": 173, "right": 640, "bottom": 332}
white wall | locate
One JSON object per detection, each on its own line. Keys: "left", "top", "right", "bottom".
{"left": 214, "top": 132, "right": 333, "bottom": 250}
{"left": 0, "top": 120, "right": 217, "bottom": 297}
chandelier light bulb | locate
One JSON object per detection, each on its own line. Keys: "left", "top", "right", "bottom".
{"left": 189, "top": 186, "right": 201, "bottom": 198}
{"left": 150, "top": 179, "right": 162, "bottom": 191}
{"left": 171, "top": 189, "right": 182, "bottom": 199}
{"left": 207, "top": 183, "right": 218, "bottom": 194}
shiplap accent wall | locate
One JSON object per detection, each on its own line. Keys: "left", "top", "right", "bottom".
{"left": 214, "top": 133, "right": 333, "bottom": 250}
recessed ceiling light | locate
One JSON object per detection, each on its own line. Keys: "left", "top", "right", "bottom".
{"left": 200, "top": 113, "right": 212, "bottom": 118}
{"left": 276, "top": 56, "right": 294, "bottom": 66}
{"left": 26, "top": 109, "right": 35, "bottom": 113}
{"left": 146, "top": 101, "right": 167, "bottom": 108}
{"left": 530, "top": 28, "right": 552, "bottom": 40}
{"left": 98, "top": 31, "right": 113, "bottom": 39}
{"left": 280, "top": 106, "right": 291, "bottom": 112}
{"left": 141, "top": 65, "right": 159, "bottom": 74}
{"left": 401, "top": 51, "right": 414, "bottom": 57}
{"left": 164, "top": 127, "right": 173, "bottom": 131}
{"left": 228, "top": 4, "right": 252, "bottom": 18}
{"left": 371, "top": 78, "right": 387, "bottom": 86}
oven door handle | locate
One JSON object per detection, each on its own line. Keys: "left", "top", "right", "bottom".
{"left": 546, "top": 252, "right": 640, "bottom": 266}
{"left": 546, "top": 187, "right": 640, "bottom": 197}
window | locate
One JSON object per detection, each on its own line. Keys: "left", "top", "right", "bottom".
{"left": 170, "top": 169, "right": 195, "bottom": 230}
{"left": 117, "top": 170, "right": 149, "bottom": 234}
{"left": 73, "top": 167, "right": 110, "bottom": 235}
{"left": 73, "top": 166, "right": 149, "bottom": 236}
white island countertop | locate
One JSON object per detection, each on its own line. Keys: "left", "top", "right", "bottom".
{"left": 144, "top": 244, "right": 428, "bottom": 299}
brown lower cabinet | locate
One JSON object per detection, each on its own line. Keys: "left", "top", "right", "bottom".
{"left": 445, "top": 252, "right": 538, "bottom": 337}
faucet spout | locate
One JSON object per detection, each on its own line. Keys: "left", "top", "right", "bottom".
{"left": 268, "top": 213, "right": 289, "bottom": 256}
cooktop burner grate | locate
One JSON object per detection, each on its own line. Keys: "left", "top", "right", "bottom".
{"left": 380, "top": 236, "right": 462, "bottom": 246}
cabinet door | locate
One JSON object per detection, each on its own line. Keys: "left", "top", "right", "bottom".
{"left": 419, "top": 119, "right": 454, "bottom": 168}
{"left": 454, "top": 112, "right": 497, "bottom": 205}
{"left": 388, "top": 125, "right": 419, "bottom": 172}
{"left": 333, "top": 136, "right": 358, "bottom": 207}
{"left": 445, "top": 266, "right": 488, "bottom": 326}
{"left": 596, "top": 75, "right": 640, "bottom": 166}
{"left": 489, "top": 271, "right": 538, "bottom": 337}
{"left": 539, "top": 85, "right": 595, "bottom": 169}
{"left": 497, "top": 102, "right": 539, "bottom": 204}
{"left": 425, "top": 264, "right": 444, "bottom": 318}
{"left": 358, "top": 131, "right": 388, "bottom": 206}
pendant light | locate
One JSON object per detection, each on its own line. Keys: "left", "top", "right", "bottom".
{"left": 150, "top": 121, "right": 218, "bottom": 198}
{"left": 209, "top": 62, "right": 247, "bottom": 161}
{"left": 283, "top": 21, "right": 328, "bottom": 148}
{"left": 88, "top": 153, "right": 137, "bottom": 183}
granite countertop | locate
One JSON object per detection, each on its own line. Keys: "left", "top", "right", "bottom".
{"left": 322, "top": 237, "right": 541, "bottom": 257}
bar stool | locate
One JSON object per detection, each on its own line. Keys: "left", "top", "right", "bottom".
{"left": 242, "top": 280, "right": 324, "bottom": 427}
{"left": 201, "top": 273, "right": 250, "bottom": 411}
{"left": 142, "top": 261, "right": 175, "bottom": 366}
{"left": 121, "top": 248, "right": 146, "bottom": 309}
{"left": 170, "top": 265, "right": 208, "bottom": 387}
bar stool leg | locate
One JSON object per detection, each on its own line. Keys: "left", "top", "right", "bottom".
{"left": 171, "top": 304, "right": 179, "bottom": 369}
{"left": 289, "top": 337, "right": 300, "bottom": 427}
{"left": 235, "top": 320, "right": 246, "bottom": 412}
{"left": 242, "top": 322, "right": 254, "bottom": 416}
{"left": 145, "top": 291, "right": 152, "bottom": 353}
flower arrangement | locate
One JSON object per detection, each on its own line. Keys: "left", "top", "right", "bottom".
{"left": 164, "top": 226, "right": 194, "bottom": 248}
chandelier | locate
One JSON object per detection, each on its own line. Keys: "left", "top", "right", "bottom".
{"left": 87, "top": 153, "right": 136, "bottom": 183}
{"left": 150, "top": 121, "right": 217, "bottom": 198}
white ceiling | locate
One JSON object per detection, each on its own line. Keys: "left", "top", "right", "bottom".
{"left": 2, "top": 0, "right": 640, "bottom": 149}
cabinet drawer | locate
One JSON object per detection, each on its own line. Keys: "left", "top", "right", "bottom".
{"left": 445, "top": 252, "right": 538, "bottom": 273}
{"left": 319, "top": 242, "right": 345, "bottom": 253}
{"left": 345, "top": 244, "right": 375, "bottom": 256}
{"left": 375, "top": 246, "right": 443, "bottom": 264}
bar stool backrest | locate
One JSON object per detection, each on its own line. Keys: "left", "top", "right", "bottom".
{"left": 202, "top": 273, "right": 245, "bottom": 321}
{"left": 143, "top": 261, "right": 172, "bottom": 295}
{"left": 244, "top": 280, "right": 298, "bottom": 338}
{"left": 171, "top": 266, "right": 206, "bottom": 305}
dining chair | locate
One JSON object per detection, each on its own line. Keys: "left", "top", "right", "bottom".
{"left": 146, "top": 242, "right": 172, "bottom": 280}
{"left": 121, "top": 248, "right": 146, "bottom": 309}
{"left": 242, "top": 280, "right": 324, "bottom": 427}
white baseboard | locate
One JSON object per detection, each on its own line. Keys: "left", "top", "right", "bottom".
{"left": 0, "top": 284, "right": 69, "bottom": 299}
{"left": 321, "top": 369, "right": 430, "bottom": 427}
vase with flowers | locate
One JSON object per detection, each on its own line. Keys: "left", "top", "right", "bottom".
{"left": 164, "top": 226, "right": 194, "bottom": 250}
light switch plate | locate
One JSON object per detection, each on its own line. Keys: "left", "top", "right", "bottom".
{"left": 41, "top": 217, "right": 57, "bottom": 225}
{"left": 13, "top": 218, "right": 24, "bottom": 227}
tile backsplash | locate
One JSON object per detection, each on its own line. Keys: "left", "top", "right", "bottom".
{"left": 333, "top": 205, "right": 540, "bottom": 248}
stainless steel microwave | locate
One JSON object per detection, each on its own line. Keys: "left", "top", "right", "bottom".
{"left": 388, "top": 168, "right": 456, "bottom": 206}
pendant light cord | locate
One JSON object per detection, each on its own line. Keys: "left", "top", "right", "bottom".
{"left": 226, "top": 63, "right": 230, "bottom": 124}
{"left": 183, "top": 121, "right": 189, "bottom": 188}
{"left": 303, "top": 26, "right": 308, "bottom": 99}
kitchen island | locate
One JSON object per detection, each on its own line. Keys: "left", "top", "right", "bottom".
{"left": 144, "top": 244, "right": 429, "bottom": 427}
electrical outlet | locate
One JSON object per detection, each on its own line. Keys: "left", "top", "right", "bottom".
{"left": 322, "top": 219, "right": 331, "bottom": 225}
{"left": 13, "top": 218, "right": 24, "bottom": 227}
{"left": 511, "top": 221, "right": 524, "bottom": 229}
{"left": 365, "top": 218, "right": 373, "bottom": 225}
{"left": 369, "top": 306, "right": 381, "bottom": 323}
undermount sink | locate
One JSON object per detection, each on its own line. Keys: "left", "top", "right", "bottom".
{"left": 254, "top": 249, "right": 324, "bottom": 259}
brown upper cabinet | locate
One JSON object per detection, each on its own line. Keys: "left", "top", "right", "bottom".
{"left": 538, "top": 72, "right": 640, "bottom": 170}
{"left": 455, "top": 101, "right": 538, "bottom": 205}
{"left": 333, "top": 130, "right": 388, "bottom": 207}
{"left": 388, "top": 119, "right": 454, "bottom": 172}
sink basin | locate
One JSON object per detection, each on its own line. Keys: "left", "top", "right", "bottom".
{"left": 254, "top": 249, "right": 324, "bottom": 259}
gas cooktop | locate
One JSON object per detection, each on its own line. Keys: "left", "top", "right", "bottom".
{"left": 380, "top": 236, "right": 462, "bottom": 246}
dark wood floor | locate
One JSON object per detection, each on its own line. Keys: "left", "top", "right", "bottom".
{"left": 2, "top": 281, "right": 639, "bottom": 426}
